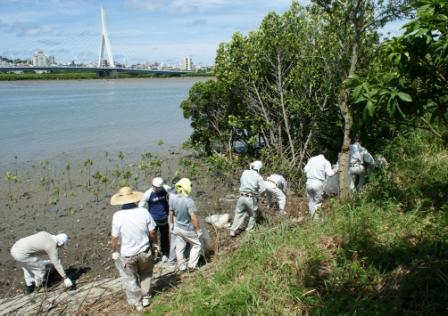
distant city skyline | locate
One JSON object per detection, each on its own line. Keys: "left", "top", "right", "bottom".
{"left": 0, "top": 0, "right": 405, "bottom": 65}
{"left": 0, "top": 0, "right": 299, "bottom": 65}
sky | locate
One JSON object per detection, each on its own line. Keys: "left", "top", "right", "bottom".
{"left": 0, "top": 0, "right": 405, "bottom": 66}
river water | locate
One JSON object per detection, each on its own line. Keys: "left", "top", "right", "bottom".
{"left": 0, "top": 78, "right": 206, "bottom": 168}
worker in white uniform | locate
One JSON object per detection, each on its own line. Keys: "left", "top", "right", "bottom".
{"left": 111, "top": 186, "right": 158, "bottom": 311}
{"left": 349, "top": 142, "right": 375, "bottom": 192}
{"left": 304, "top": 151, "right": 335, "bottom": 218}
{"left": 10, "top": 231, "right": 73, "bottom": 294}
{"left": 229, "top": 160, "right": 266, "bottom": 236}
{"left": 264, "top": 174, "right": 288, "bottom": 215}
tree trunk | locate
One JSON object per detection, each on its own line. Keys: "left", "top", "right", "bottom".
{"left": 338, "top": 31, "right": 359, "bottom": 199}
{"left": 276, "top": 52, "right": 296, "bottom": 162}
{"left": 338, "top": 92, "right": 353, "bottom": 199}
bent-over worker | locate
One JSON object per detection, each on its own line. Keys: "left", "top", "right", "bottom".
{"left": 10, "top": 231, "right": 73, "bottom": 294}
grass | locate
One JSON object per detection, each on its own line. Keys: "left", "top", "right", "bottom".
{"left": 146, "top": 130, "right": 448, "bottom": 315}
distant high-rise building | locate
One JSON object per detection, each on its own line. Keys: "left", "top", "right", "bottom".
{"left": 181, "top": 56, "right": 193, "bottom": 71}
{"left": 48, "top": 56, "right": 56, "bottom": 65}
{"left": 32, "top": 50, "right": 49, "bottom": 67}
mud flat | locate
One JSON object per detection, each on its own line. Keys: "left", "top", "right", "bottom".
{"left": 0, "top": 149, "right": 240, "bottom": 298}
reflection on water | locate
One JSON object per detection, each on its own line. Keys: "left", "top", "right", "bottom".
{"left": 0, "top": 78, "right": 206, "bottom": 166}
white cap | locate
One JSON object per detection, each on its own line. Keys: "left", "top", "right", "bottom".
{"left": 55, "top": 233, "right": 69, "bottom": 248}
{"left": 250, "top": 160, "right": 262, "bottom": 172}
{"left": 152, "top": 177, "right": 164, "bottom": 188}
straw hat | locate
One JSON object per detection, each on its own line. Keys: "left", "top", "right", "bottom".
{"left": 110, "top": 186, "right": 143, "bottom": 205}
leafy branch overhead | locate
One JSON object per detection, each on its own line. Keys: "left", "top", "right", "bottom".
{"left": 351, "top": 0, "right": 447, "bottom": 139}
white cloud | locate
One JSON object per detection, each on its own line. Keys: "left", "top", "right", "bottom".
{"left": 0, "top": 19, "right": 54, "bottom": 37}
{"left": 123, "top": 0, "right": 227, "bottom": 14}
{"left": 37, "top": 39, "right": 61, "bottom": 46}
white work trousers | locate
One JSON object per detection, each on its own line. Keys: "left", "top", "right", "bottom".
{"left": 265, "top": 181, "right": 286, "bottom": 211}
{"left": 230, "top": 196, "right": 258, "bottom": 233}
{"left": 349, "top": 164, "right": 365, "bottom": 192}
{"left": 306, "top": 179, "right": 324, "bottom": 217}
{"left": 13, "top": 255, "right": 50, "bottom": 287}
{"left": 173, "top": 227, "right": 201, "bottom": 271}
{"left": 117, "top": 251, "right": 153, "bottom": 306}
{"left": 168, "top": 230, "right": 177, "bottom": 264}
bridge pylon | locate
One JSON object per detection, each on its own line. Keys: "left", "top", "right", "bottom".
{"left": 98, "top": 7, "right": 115, "bottom": 69}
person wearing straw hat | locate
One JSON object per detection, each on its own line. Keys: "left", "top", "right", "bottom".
{"left": 10, "top": 231, "right": 73, "bottom": 294}
{"left": 139, "top": 177, "right": 170, "bottom": 262}
{"left": 110, "top": 186, "right": 158, "bottom": 311}
{"left": 229, "top": 160, "right": 266, "bottom": 237}
{"left": 168, "top": 178, "right": 202, "bottom": 272}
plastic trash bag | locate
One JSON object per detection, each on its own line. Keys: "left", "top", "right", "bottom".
{"left": 205, "top": 213, "right": 230, "bottom": 228}
{"left": 324, "top": 174, "right": 339, "bottom": 196}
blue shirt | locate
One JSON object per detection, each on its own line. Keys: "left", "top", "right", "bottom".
{"left": 139, "top": 188, "right": 169, "bottom": 221}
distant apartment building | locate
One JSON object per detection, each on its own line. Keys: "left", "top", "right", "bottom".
{"left": 181, "top": 56, "right": 193, "bottom": 71}
{"left": 32, "top": 50, "right": 50, "bottom": 67}
{"left": 48, "top": 55, "right": 56, "bottom": 65}
{"left": 0, "top": 59, "right": 10, "bottom": 66}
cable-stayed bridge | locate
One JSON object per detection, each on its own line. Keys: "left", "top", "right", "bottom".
{"left": 0, "top": 8, "right": 188, "bottom": 77}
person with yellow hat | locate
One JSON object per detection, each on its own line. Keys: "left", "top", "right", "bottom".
{"left": 168, "top": 178, "right": 202, "bottom": 272}
{"left": 110, "top": 186, "right": 158, "bottom": 311}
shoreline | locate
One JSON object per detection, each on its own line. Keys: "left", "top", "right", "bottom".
{"left": 0, "top": 72, "right": 214, "bottom": 81}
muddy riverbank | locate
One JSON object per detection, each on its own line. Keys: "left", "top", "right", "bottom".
{"left": 0, "top": 147, "right": 307, "bottom": 298}
{"left": 0, "top": 149, "right": 241, "bottom": 297}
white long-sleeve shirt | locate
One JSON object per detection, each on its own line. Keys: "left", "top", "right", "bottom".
{"left": 266, "top": 174, "right": 288, "bottom": 193}
{"left": 10, "top": 231, "right": 67, "bottom": 279}
{"left": 349, "top": 142, "right": 375, "bottom": 166}
{"left": 239, "top": 169, "right": 266, "bottom": 195}
{"left": 304, "top": 154, "right": 334, "bottom": 182}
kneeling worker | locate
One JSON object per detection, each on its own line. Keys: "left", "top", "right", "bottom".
{"left": 10, "top": 231, "right": 73, "bottom": 294}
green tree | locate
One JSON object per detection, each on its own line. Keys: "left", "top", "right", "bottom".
{"left": 313, "top": 0, "right": 410, "bottom": 197}
{"left": 352, "top": 0, "right": 448, "bottom": 142}
{"left": 182, "top": 2, "right": 343, "bottom": 168}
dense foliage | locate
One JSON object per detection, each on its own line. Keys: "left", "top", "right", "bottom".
{"left": 352, "top": 0, "right": 448, "bottom": 143}
{"left": 181, "top": 0, "right": 415, "bottom": 193}
{"left": 181, "top": 3, "right": 344, "bottom": 166}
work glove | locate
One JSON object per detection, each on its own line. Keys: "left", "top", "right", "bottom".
{"left": 196, "top": 230, "right": 203, "bottom": 239}
{"left": 64, "top": 278, "right": 73, "bottom": 288}
{"left": 112, "top": 252, "right": 120, "bottom": 261}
